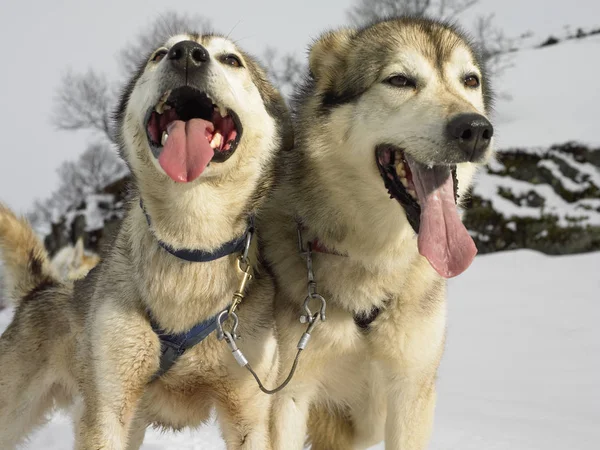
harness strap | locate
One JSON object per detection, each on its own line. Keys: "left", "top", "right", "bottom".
{"left": 149, "top": 308, "right": 229, "bottom": 381}
{"left": 140, "top": 199, "right": 254, "bottom": 263}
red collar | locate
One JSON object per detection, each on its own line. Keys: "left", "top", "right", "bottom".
{"left": 309, "top": 237, "right": 348, "bottom": 257}
{"left": 297, "top": 220, "right": 348, "bottom": 257}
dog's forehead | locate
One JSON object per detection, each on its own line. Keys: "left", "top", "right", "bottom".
{"left": 164, "top": 34, "right": 240, "bottom": 55}
{"left": 383, "top": 30, "right": 475, "bottom": 69}
{"left": 442, "top": 46, "right": 481, "bottom": 80}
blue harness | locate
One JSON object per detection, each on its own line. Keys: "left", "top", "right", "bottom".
{"left": 140, "top": 199, "right": 253, "bottom": 379}
{"left": 148, "top": 309, "right": 229, "bottom": 380}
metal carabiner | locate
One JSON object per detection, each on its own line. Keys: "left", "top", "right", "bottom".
{"left": 217, "top": 309, "right": 240, "bottom": 341}
{"left": 300, "top": 294, "right": 327, "bottom": 324}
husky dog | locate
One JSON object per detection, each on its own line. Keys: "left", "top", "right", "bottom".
{"left": 261, "top": 17, "right": 494, "bottom": 449}
{"left": 0, "top": 31, "right": 292, "bottom": 449}
{"left": 51, "top": 237, "right": 101, "bottom": 281}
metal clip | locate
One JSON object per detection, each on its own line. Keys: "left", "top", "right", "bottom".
{"left": 222, "top": 330, "right": 248, "bottom": 367}
{"left": 217, "top": 309, "right": 240, "bottom": 341}
{"left": 230, "top": 259, "right": 253, "bottom": 314}
{"left": 300, "top": 294, "right": 327, "bottom": 324}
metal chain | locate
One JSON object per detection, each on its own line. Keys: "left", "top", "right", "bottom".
{"left": 216, "top": 224, "right": 328, "bottom": 395}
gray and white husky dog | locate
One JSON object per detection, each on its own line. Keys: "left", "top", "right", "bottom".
{"left": 261, "top": 16, "right": 495, "bottom": 450}
{"left": 0, "top": 30, "right": 292, "bottom": 449}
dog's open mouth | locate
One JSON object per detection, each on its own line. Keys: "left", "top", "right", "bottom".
{"left": 376, "top": 145, "right": 477, "bottom": 278}
{"left": 145, "top": 86, "right": 243, "bottom": 183}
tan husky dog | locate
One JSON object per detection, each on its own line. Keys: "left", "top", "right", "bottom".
{"left": 261, "top": 17, "right": 495, "bottom": 450}
{"left": 0, "top": 30, "right": 292, "bottom": 449}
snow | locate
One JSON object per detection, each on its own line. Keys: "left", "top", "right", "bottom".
{"left": 63, "top": 194, "right": 116, "bottom": 233}
{"left": 549, "top": 150, "right": 600, "bottom": 188}
{"left": 492, "top": 35, "right": 600, "bottom": 149}
{"left": 537, "top": 159, "right": 590, "bottom": 193}
{"left": 2, "top": 250, "right": 598, "bottom": 450}
{"left": 473, "top": 172, "right": 600, "bottom": 226}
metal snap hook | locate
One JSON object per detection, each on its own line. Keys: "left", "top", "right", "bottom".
{"left": 217, "top": 309, "right": 240, "bottom": 341}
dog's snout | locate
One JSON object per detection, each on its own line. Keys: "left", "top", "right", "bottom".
{"left": 168, "top": 40, "right": 209, "bottom": 72}
{"left": 446, "top": 113, "right": 493, "bottom": 162}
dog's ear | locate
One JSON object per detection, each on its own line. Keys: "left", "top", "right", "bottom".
{"left": 309, "top": 28, "right": 356, "bottom": 84}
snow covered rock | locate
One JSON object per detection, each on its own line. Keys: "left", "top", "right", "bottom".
{"left": 464, "top": 142, "right": 600, "bottom": 254}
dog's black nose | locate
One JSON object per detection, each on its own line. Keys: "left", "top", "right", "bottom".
{"left": 446, "top": 113, "right": 494, "bottom": 161}
{"left": 167, "top": 40, "right": 209, "bottom": 73}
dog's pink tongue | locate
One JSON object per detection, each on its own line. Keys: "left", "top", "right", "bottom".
{"left": 406, "top": 157, "right": 477, "bottom": 278}
{"left": 158, "top": 119, "right": 215, "bottom": 183}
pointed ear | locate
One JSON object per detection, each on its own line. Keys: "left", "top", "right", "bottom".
{"left": 72, "top": 238, "right": 84, "bottom": 266}
{"left": 309, "top": 28, "right": 356, "bottom": 84}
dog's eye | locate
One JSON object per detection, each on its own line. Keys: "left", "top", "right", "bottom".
{"left": 221, "top": 54, "right": 243, "bottom": 68}
{"left": 152, "top": 49, "right": 168, "bottom": 63}
{"left": 385, "top": 75, "right": 416, "bottom": 88}
{"left": 464, "top": 75, "right": 480, "bottom": 88}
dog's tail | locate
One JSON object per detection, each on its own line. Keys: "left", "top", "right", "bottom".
{"left": 0, "top": 203, "right": 56, "bottom": 304}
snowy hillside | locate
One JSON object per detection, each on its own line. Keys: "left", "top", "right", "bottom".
{"left": 3, "top": 250, "right": 598, "bottom": 449}
{"left": 492, "top": 34, "right": 600, "bottom": 149}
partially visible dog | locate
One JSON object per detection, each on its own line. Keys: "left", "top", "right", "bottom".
{"left": 261, "top": 17, "right": 495, "bottom": 450}
{"left": 0, "top": 29, "right": 292, "bottom": 449}
{"left": 51, "top": 237, "right": 100, "bottom": 281}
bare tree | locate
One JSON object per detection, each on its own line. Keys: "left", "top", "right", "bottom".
{"left": 117, "top": 12, "right": 209, "bottom": 76}
{"left": 56, "top": 143, "right": 126, "bottom": 204}
{"left": 346, "top": 0, "right": 521, "bottom": 76}
{"left": 28, "top": 143, "right": 126, "bottom": 230}
{"left": 262, "top": 47, "right": 305, "bottom": 99}
{"left": 52, "top": 69, "right": 116, "bottom": 143}
{"left": 473, "top": 13, "right": 521, "bottom": 76}
{"left": 347, "top": 0, "right": 478, "bottom": 25}
{"left": 51, "top": 11, "right": 209, "bottom": 147}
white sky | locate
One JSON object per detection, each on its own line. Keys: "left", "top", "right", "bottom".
{"left": 0, "top": 0, "right": 598, "bottom": 213}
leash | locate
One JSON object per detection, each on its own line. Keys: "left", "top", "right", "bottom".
{"left": 216, "top": 223, "right": 328, "bottom": 395}
{"left": 142, "top": 196, "right": 329, "bottom": 394}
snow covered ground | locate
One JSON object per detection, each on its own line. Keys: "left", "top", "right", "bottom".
{"left": 2, "top": 249, "right": 598, "bottom": 449}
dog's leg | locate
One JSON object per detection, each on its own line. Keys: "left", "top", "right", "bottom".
{"left": 216, "top": 339, "right": 279, "bottom": 450}
{"left": 384, "top": 372, "right": 437, "bottom": 450}
{"left": 125, "top": 417, "right": 147, "bottom": 450}
{"left": 74, "top": 302, "right": 160, "bottom": 450}
{"left": 307, "top": 404, "right": 355, "bottom": 450}
{"left": 0, "top": 374, "right": 58, "bottom": 449}
{"left": 216, "top": 383, "right": 274, "bottom": 450}
{"left": 270, "top": 383, "right": 317, "bottom": 450}
{"left": 0, "top": 322, "right": 73, "bottom": 448}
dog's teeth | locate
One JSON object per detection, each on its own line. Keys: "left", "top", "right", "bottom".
{"left": 400, "top": 177, "right": 408, "bottom": 188}
{"left": 163, "top": 104, "right": 171, "bottom": 111}
{"left": 396, "top": 163, "right": 406, "bottom": 177}
{"left": 161, "top": 131, "right": 168, "bottom": 146}
{"left": 155, "top": 91, "right": 171, "bottom": 114}
{"left": 210, "top": 132, "right": 223, "bottom": 149}
{"left": 218, "top": 105, "right": 228, "bottom": 117}
{"left": 408, "top": 189, "right": 417, "bottom": 198}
